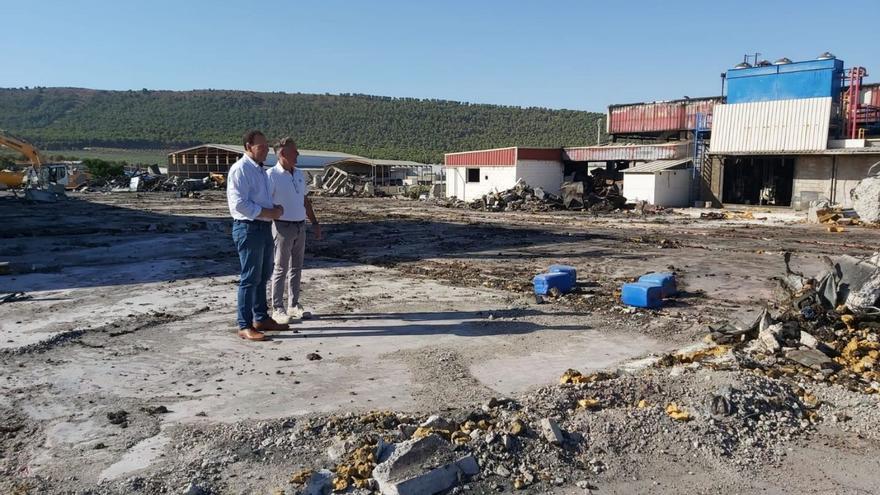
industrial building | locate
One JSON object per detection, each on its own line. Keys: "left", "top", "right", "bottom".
{"left": 444, "top": 147, "right": 563, "bottom": 202}
{"left": 601, "top": 52, "right": 880, "bottom": 209}
{"left": 166, "top": 144, "right": 361, "bottom": 178}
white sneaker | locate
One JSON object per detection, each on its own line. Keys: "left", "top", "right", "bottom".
{"left": 271, "top": 310, "right": 291, "bottom": 324}
{"left": 289, "top": 304, "right": 312, "bottom": 320}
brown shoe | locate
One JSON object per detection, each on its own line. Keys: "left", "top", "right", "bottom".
{"left": 238, "top": 328, "right": 266, "bottom": 341}
{"left": 254, "top": 317, "right": 290, "bottom": 332}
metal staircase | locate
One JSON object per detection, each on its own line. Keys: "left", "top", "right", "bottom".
{"left": 691, "top": 112, "right": 711, "bottom": 204}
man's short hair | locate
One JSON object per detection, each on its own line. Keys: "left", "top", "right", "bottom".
{"left": 274, "top": 136, "right": 298, "bottom": 152}
{"left": 243, "top": 130, "right": 265, "bottom": 149}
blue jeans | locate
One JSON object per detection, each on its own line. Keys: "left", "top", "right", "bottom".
{"left": 232, "top": 220, "right": 274, "bottom": 329}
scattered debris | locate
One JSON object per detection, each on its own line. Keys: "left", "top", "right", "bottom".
{"left": 0, "top": 292, "right": 31, "bottom": 304}
{"left": 307, "top": 353, "right": 323, "bottom": 361}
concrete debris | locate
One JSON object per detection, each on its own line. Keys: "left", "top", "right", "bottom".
{"left": 79, "top": 172, "right": 224, "bottom": 195}
{"left": 436, "top": 177, "right": 627, "bottom": 213}
{"left": 0, "top": 291, "right": 31, "bottom": 304}
{"left": 372, "top": 434, "right": 479, "bottom": 495}
{"left": 786, "top": 349, "right": 836, "bottom": 371}
{"left": 539, "top": 418, "right": 564, "bottom": 445}
{"left": 851, "top": 173, "right": 880, "bottom": 224}
{"left": 303, "top": 469, "right": 333, "bottom": 495}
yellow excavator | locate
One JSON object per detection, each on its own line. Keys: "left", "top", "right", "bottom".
{"left": 0, "top": 131, "right": 76, "bottom": 199}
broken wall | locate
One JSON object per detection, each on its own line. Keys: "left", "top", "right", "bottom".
{"left": 793, "top": 155, "right": 834, "bottom": 207}
{"left": 794, "top": 154, "right": 880, "bottom": 208}
{"left": 834, "top": 155, "right": 880, "bottom": 207}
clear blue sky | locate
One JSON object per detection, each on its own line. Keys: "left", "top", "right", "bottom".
{"left": 3, "top": 0, "right": 878, "bottom": 112}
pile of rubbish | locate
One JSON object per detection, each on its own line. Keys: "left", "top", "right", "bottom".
{"left": 807, "top": 200, "right": 862, "bottom": 231}
{"left": 560, "top": 169, "right": 627, "bottom": 211}
{"left": 852, "top": 164, "right": 880, "bottom": 224}
{"left": 77, "top": 172, "right": 225, "bottom": 195}
{"left": 438, "top": 176, "right": 627, "bottom": 213}
{"left": 706, "top": 251, "right": 880, "bottom": 394}
{"left": 804, "top": 164, "right": 880, "bottom": 228}
{"left": 315, "top": 166, "right": 378, "bottom": 197}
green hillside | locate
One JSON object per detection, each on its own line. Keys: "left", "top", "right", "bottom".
{"left": 0, "top": 87, "right": 602, "bottom": 164}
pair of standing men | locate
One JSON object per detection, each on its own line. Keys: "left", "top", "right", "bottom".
{"left": 227, "top": 130, "right": 322, "bottom": 341}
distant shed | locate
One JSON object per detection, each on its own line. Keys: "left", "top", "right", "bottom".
{"left": 167, "top": 144, "right": 360, "bottom": 178}
{"left": 621, "top": 158, "right": 693, "bottom": 207}
{"left": 444, "top": 147, "right": 563, "bottom": 201}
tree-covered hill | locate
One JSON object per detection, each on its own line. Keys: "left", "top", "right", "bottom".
{"left": 0, "top": 87, "right": 602, "bottom": 163}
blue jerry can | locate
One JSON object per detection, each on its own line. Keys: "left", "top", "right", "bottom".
{"left": 637, "top": 272, "right": 677, "bottom": 298}
{"left": 548, "top": 264, "right": 577, "bottom": 287}
{"left": 621, "top": 282, "right": 663, "bottom": 309}
{"left": 533, "top": 272, "right": 574, "bottom": 296}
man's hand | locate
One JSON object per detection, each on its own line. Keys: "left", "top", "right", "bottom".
{"left": 259, "top": 205, "right": 284, "bottom": 220}
{"left": 312, "top": 223, "right": 323, "bottom": 240}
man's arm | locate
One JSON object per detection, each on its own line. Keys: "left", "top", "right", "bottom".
{"left": 230, "top": 167, "right": 282, "bottom": 220}
{"left": 304, "top": 197, "right": 322, "bottom": 240}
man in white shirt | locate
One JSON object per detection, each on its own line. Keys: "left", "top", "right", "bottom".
{"left": 227, "top": 130, "right": 290, "bottom": 341}
{"left": 266, "top": 137, "right": 323, "bottom": 323}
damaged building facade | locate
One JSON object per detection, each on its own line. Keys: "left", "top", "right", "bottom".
{"left": 708, "top": 56, "right": 880, "bottom": 208}
{"left": 444, "top": 53, "right": 880, "bottom": 211}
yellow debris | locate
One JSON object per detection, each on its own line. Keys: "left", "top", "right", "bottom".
{"left": 332, "top": 476, "right": 349, "bottom": 492}
{"left": 450, "top": 431, "right": 470, "bottom": 445}
{"left": 674, "top": 345, "right": 730, "bottom": 364}
{"left": 413, "top": 426, "right": 451, "bottom": 440}
{"left": 509, "top": 419, "right": 526, "bottom": 436}
{"left": 637, "top": 399, "right": 649, "bottom": 409}
{"left": 827, "top": 225, "right": 845, "bottom": 233}
{"left": 559, "top": 368, "right": 614, "bottom": 385}
{"left": 841, "top": 315, "right": 857, "bottom": 330}
{"left": 513, "top": 477, "right": 526, "bottom": 490}
{"left": 291, "top": 469, "right": 313, "bottom": 484}
{"left": 665, "top": 403, "right": 692, "bottom": 421}
{"left": 577, "top": 398, "right": 601, "bottom": 410}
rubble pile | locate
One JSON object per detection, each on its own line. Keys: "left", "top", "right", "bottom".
{"left": 706, "top": 251, "right": 880, "bottom": 395}
{"left": 110, "top": 363, "right": 825, "bottom": 495}
{"left": 850, "top": 172, "right": 880, "bottom": 224}
{"left": 315, "top": 166, "right": 378, "bottom": 197}
{"left": 437, "top": 177, "right": 628, "bottom": 214}
{"left": 807, "top": 200, "right": 862, "bottom": 229}
{"left": 77, "top": 173, "right": 225, "bottom": 195}
{"left": 559, "top": 169, "right": 627, "bottom": 212}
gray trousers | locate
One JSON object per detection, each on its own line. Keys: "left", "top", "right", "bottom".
{"left": 271, "top": 220, "right": 306, "bottom": 311}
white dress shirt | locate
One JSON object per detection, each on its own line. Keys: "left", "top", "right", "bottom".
{"left": 226, "top": 154, "right": 274, "bottom": 221}
{"left": 266, "top": 164, "right": 309, "bottom": 222}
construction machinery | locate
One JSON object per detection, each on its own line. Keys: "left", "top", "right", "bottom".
{"left": 0, "top": 131, "right": 72, "bottom": 200}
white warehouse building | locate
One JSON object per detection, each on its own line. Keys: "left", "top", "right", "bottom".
{"left": 444, "top": 147, "right": 564, "bottom": 202}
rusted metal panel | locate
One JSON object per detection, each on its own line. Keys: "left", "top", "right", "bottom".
{"left": 710, "top": 97, "right": 832, "bottom": 154}
{"left": 609, "top": 97, "right": 723, "bottom": 134}
{"left": 517, "top": 148, "right": 562, "bottom": 161}
{"left": 563, "top": 142, "right": 691, "bottom": 162}
{"left": 445, "top": 148, "right": 517, "bottom": 167}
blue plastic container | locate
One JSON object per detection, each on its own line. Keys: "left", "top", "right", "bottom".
{"left": 621, "top": 282, "right": 663, "bottom": 309}
{"left": 638, "top": 272, "right": 677, "bottom": 298}
{"left": 548, "top": 264, "right": 577, "bottom": 287}
{"left": 533, "top": 272, "right": 574, "bottom": 296}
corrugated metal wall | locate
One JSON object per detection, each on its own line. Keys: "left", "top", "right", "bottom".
{"left": 445, "top": 148, "right": 517, "bottom": 167}
{"left": 517, "top": 148, "right": 562, "bottom": 161}
{"left": 710, "top": 97, "right": 832, "bottom": 154}
{"left": 563, "top": 142, "right": 690, "bottom": 162}
{"left": 608, "top": 98, "right": 723, "bottom": 134}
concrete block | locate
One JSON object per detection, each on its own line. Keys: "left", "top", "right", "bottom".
{"left": 305, "top": 469, "right": 333, "bottom": 495}
{"left": 373, "top": 434, "right": 480, "bottom": 495}
{"left": 540, "top": 418, "right": 564, "bottom": 445}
